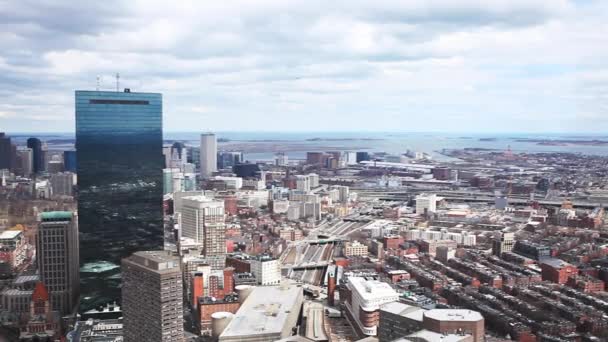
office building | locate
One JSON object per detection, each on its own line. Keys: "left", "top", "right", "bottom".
{"left": 181, "top": 196, "right": 226, "bottom": 269}
{"left": 492, "top": 232, "right": 515, "bottom": 256}
{"left": 415, "top": 193, "right": 438, "bottom": 215}
{"left": 37, "top": 211, "right": 79, "bottom": 315}
{"left": 16, "top": 147, "right": 33, "bottom": 176}
{"left": 50, "top": 172, "right": 76, "bottom": 197}
{"left": 76, "top": 90, "right": 164, "bottom": 310}
{"left": 26, "top": 137, "right": 44, "bottom": 173}
{"left": 169, "top": 142, "right": 187, "bottom": 169}
{"left": 0, "top": 133, "right": 15, "bottom": 171}
{"left": 233, "top": 163, "right": 260, "bottom": 178}
{"left": 296, "top": 175, "right": 311, "bottom": 192}
{"left": 63, "top": 150, "right": 77, "bottom": 172}
{"left": 344, "top": 241, "right": 368, "bottom": 257}
{"left": 356, "top": 152, "right": 370, "bottom": 163}
{"left": 122, "top": 251, "right": 183, "bottom": 342}
{"left": 200, "top": 133, "right": 217, "bottom": 178}
{"left": 218, "top": 284, "right": 304, "bottom": 342}
{"left": 217, "top": 151, "right": 243, "bottom": 169}
{"left": 342, "top": 276, "right": 399, "bottom": 336}
{"left": 250, "top": 256, "right": 281, "bottom": 286}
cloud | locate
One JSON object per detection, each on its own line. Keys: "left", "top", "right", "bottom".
{"left": 0, "top": 0, "right": 606, "bottom": 133}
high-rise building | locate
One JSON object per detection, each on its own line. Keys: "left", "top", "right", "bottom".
{"left": 76, "top": 90, "right": 163, "bottom": 310}
{"left": 0, "top": 133, "right": 15, "bottom": 171}
{"left": 181, "top": 196, "right": 226, "bottom": 269}
{"left": 217, "top": 151, "right": 243, "bottom": 169}
{"left": 122, "top": 251, "right": 183, "bottom": 342}
{"left": 63, "top": 150, "right": 77, "bottom": 172}
{"left": 169, "top": 142, "right": 187, "bottom": 170}
{"left": 415, "top": 193, "right": 438, "bottom": 215}
{"left": 26, "top": 137, "right": 43, "bottom": 174}
{"left": 50, "top": 172, "right": 76, "bottom": 197}
{"left": 40, "top": 142, "right": 49, "bottom": 172}
{"left": 200, "top": 133, "right": 217, "bottom": 178}
{"left": 37, "top": 211, "right": 79, "bottom": 315}
{"left": 16, "top": 147, "right": 33, "bottom": 177}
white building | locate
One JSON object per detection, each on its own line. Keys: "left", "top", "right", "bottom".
{"left": 296, "top": 175, "right": 311, "bottom": 192}
{"left": 237, "top": 190, "right": 269, "bottom": 208}
{"left": 345, "top": 277, "right": 399, "bottom": 336}
{"left": 180, "top": 196, "right": 226, "bottom": 268}
{"left": 309, "top": 173, "right": 319, "bottom": 188}
{"left": 250, "top": 256, "right": 281, "bottom": 286}
{"left": 331, "top": 185, "right": 350, "bottom": 203}
{"left": 200, "top": 133, "right": 217, "bottom": 178}
{"left": 345, "top": 152, "right": 357, "bottom": 165}
{"left": 287, "top": 205, "right": 300, "bottom": 221}
{"left": 415, "top": 193, "right": 438, "bottom": 215}
{"left": 271, "top": 200, "right": 290, "bottom": 214}
{"left": 213, "top": 176, "right": 243, "bottom": 190}
{"left": 344, "top": 241, "right": 368, "bottom": 257}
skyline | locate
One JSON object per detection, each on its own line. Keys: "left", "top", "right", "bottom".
{"left": 1, "top": 1, "right": 608, "bottom": 132}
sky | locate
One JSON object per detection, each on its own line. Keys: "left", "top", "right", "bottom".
{"left": 1, "top": 0, "right": 607, "bottom": 133}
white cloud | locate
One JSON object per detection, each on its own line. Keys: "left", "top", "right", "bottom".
{"left": 0, "top": 0, "right": 606, "bottom": 132}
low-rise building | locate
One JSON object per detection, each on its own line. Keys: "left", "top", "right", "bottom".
{"left": 342, "top": 276, "right": 399, "bottom": 336}
{"left": 344, "top": 241, "right": 369, "bottom": 257}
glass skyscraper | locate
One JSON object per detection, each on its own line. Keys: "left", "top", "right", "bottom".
{"left": 75, "top": 90, "right": 164, "bottom": 311}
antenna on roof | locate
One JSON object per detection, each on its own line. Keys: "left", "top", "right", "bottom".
{"left": 115, "top": 73, "right": 120, "bottom": 92}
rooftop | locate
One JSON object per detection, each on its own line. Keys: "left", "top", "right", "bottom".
{"left": 400, "top": 329, "right": 472, "bottom": 342}
{"left": 40, "top": 211, "right": 73, "bottom": 221}
{"left": 220, "top": 285, "right": 303, "bottom": 339}
{"left": 540, "top": 258, "right": 574, "bottom": 268}
{"left": 125, "top": 251, "right": 180, "bottom": 272}
{"left": 381, "top": 302, "right": 426, "bottom": 322}
{"left": 348, "top": 276, "right": 399, "bottom": 300}
{"left": 0, "top": 230, "right": 22, "bottom": 239}
{"left": 424, "top": 309, "right": 484, "bottom": 322}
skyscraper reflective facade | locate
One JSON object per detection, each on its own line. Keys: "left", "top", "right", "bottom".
{"left": 26, "top": 137, "right": 43, "bottom": 173}
{"left": 76, "top": 90, "right": 163, "bottom": 311}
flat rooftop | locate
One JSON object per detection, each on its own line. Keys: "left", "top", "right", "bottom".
{"left": 0, "top": 230, "right": 22, "bottom": 239}
{"left": 40, "top": 211, "right": 73, "bottom": 221}
{"left": 381, "top": 302, "right": 426, "bottom": 322}
{"left": 424, "top": 309, "right": 483, "bottom": 322}
{"left": 125, "top": 251, "right": 180, "bottom": 272}
{"left": 220, "top": 285, "right": 303, "bottom": 339}
{"left": 349, "top": 276, "right": 398, "bottom": 300}
{"left": 540, "top": 258, "right": 573, "bottom": 268}
{"left": 400, "top": 330, "right": 471, "bottom": 342}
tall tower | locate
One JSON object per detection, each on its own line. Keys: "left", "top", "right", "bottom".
{"left": 37, "top": 211, "right": 80, "bottom": 315}
{"left": 0, "top": 133, "right": 14, "bottom": 171}
{"left": 26, "top": 137, "right": 43, "bottom": 174}
{"left": 122, "top": 251, "right": 184, "bottom": 342}
{"left": 181, "top": 195, "right": 226, "bottom": 269}
{"left": 200, "top": 133, "right": 217, "bottom": 178}
{"left": 76, "top": 89, "right": 164, "bottom": 311}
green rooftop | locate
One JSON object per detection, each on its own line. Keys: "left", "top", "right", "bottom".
{"left": 41, "top": 211, "right": 73, "bottom": 221}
